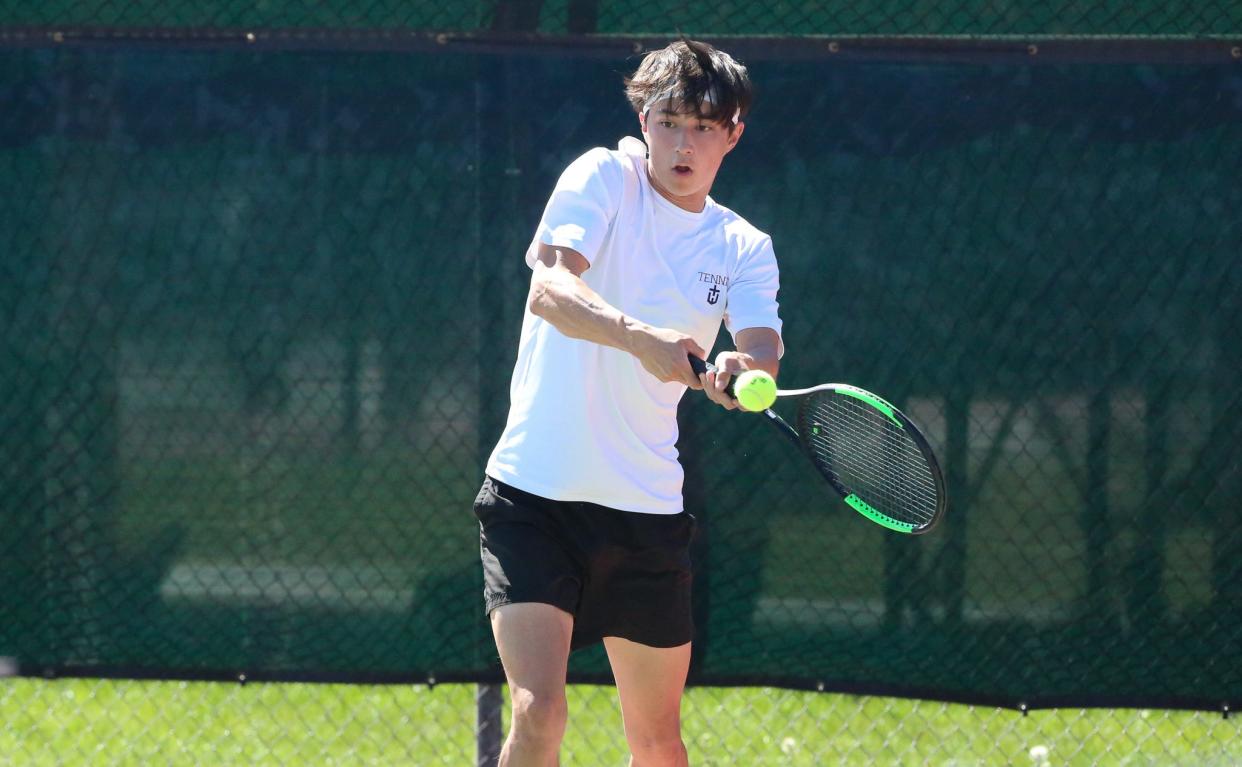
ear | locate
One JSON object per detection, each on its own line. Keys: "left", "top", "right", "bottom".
{"left": 638, "top": 111, "right": 653, "bottom": 158}
{"left": 724, "top": 121, "right": 745, "bottom": 154}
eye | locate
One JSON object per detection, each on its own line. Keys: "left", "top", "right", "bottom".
{"left": 697, "top": 124, "right": 714, "bottom": 132}
{"left": 658, "top": 120, "right": 675, "bottom": 128}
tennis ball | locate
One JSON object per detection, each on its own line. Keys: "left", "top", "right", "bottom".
{"left": 732, "top": 369, "right": 777, "bottom": 411}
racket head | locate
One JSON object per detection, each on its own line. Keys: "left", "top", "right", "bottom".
{"left": 794, "top": 385, "right": 947, "bottom": 534}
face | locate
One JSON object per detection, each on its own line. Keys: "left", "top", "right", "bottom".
{"left": 640, "top": 101, "right": 744, "bottom": 213}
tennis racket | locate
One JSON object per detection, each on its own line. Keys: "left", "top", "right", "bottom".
{"left": 690, "top": 356, "right": 947, "bottom": 534}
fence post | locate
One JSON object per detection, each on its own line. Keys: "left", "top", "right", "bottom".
{"left": 474, "top": 50, "right": 520, "bottom": 767}
{"left": 477, "top": 683, "right": 504, "bottom": 767}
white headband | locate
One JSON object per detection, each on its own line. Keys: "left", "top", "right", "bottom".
{"left": 642, "top": 87, "right": 740, "bottom": 125}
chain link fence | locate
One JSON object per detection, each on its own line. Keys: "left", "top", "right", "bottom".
{"left": 1, "top": 0, "right": 1241, "bottom": 36}
{"left": 2, "top": 5, "right": 1242, "bottom": 765}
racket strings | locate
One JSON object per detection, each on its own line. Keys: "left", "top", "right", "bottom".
{"left": 810, "top": 424, "right": 937, "bottom": 523}
{"left": 817, "top": 425, "right": 937, "bottom": 517}
{"left": 801, "top": 395, "right": 939, "bottom": 525}
{"left": 809, "top": 424, "right": 933, "bottom": 518}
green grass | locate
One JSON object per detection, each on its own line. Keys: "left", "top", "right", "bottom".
{"left": 3, "top": 678, "right": 1239, "bottom": 766}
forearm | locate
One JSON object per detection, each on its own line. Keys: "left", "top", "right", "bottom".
{"left": 739, "top": 349, "right": 779, "bottom": 380}
{"left": 734, "top": 327, "right": 781, "bottom": 379}
{"left": 528, "top": 262, "right": 646, "bottom": 354}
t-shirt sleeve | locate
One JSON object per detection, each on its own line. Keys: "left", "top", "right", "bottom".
{"left": 724, "top": 235, "right": 785, "bottom": 358}
{"left": 525, "top": 148, "right": 624, "bottom": 268}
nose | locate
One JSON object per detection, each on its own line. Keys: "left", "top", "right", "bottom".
{"left": 675, "top": 126, "right": 695, "bottom": 155}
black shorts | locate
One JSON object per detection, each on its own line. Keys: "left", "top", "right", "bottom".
{"left": 473, "top": 476, "right": 696, "bottom": 650}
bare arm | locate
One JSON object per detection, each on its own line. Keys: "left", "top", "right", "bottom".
{"left": 700, "top": 327, "right": 782, "bottom": 411}
{"left": 528, "top": 243, "right": 707, "bottom": 388}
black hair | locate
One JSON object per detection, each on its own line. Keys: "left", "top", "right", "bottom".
{"left": 623, "top": 39, "right": 752, "bottom": 126}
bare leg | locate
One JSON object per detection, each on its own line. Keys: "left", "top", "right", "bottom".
{"left": 604, "top": 637, "right": 692, "bottom": 767}
{"left": 491, "top": 603, "right": 574, "bottom": 767}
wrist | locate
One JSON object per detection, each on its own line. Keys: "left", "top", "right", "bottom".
{"left": 617, "top": 313, "right": 647, "bottom": 356}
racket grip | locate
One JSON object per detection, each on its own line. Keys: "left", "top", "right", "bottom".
{"left": 688, "top": 355, "right": 737, "bottom": 397}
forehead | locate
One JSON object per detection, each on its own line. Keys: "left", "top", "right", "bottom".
{"left": 655, "top": 101, "right": 698, "bottom": 115}
{"left": 647, "top": 94, "right": 694, "bottom": 111}
{"left": 651, "top": 100, "right": 725, "bottom": 123}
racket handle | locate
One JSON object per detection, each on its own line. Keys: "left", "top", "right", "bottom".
{"left": 688, "top": 355, "right": 737, "bottom": 397}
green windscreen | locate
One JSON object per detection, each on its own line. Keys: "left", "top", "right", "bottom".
{"left": 1, "top": 0, "right": 1240, "bottom": 35}
{"left": 1, "top": 43, "right": 1239, "bottom": 710}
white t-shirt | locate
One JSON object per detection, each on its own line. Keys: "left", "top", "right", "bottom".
{"left": 485, "top": 136, "right": 782, "bottom": 514}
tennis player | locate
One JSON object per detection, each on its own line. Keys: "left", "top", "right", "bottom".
{"left": 475, "top": 39, "right": 782, "bottom": 767}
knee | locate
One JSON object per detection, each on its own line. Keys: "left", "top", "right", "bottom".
{"left": 509, "top": 687, "right": 568, "bottom": 746}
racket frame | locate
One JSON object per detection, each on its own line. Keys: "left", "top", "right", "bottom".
{"left": 689, "top": 357, "right": 947, "bottom": 534}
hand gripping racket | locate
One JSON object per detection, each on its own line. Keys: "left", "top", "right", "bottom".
{"left": 690, "top": 356, "right": 947, "bottom": 534}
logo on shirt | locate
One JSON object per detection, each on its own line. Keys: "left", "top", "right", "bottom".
{"left": 698, "top": 272, "right": 728, "bottom": 306}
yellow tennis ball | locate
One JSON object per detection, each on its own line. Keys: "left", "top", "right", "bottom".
{"left": 733, "top": 369, "right": 777, "bottom": 411}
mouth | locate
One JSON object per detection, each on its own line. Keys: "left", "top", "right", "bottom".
{"left": 672, "top": 164, "right": 693, "bottom": 176}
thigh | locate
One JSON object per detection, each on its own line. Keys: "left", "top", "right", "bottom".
{"left": 491, "top": 602, "right": 574, "bottom": 696}
{"left": 603, "top": 636, "right": 691, "bottom": 737}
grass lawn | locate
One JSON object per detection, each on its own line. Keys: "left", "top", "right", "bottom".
{"left": 2, "top": 677, "right": 1239, "bottom": 766}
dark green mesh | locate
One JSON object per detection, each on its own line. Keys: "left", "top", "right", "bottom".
{"left": 2, "top": 46, "right": 1239, "bottom": 711}
{"left": 1, "top": 0, "right": 1241, "bottom": 36}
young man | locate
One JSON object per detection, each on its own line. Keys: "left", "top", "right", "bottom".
{"left": 475, "top": 40, "right": 782, "bottom": 767}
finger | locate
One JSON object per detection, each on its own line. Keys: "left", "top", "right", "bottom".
{"left": 702, "top": 378, "right": 734, "bottom": 409}
{"left": 712, "top": 354, "right": 745, "bottom": 391}
{"left": 714, "top": 351, "right": 747, "bottom": 372}
{"left": 705, "top": 369, "right": 725, "bottom": 394}
{"left": 686, "top": 340, "right": 708, "bottom": 363}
